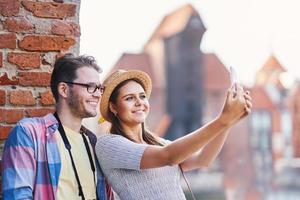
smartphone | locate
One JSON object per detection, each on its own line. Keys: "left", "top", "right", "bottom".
{"left": 229, "top": 66, "right": 238, "bottom": 91}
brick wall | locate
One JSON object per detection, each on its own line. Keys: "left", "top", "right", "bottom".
{"left": 0, "top": 0, "right": 81, "bottom": 192}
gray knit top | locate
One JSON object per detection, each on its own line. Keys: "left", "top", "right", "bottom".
{"left": 95, "top": 134, "right": 186, "bottom": 200}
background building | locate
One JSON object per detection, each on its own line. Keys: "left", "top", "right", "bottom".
{"left": 104, "top": 4, "right": 300, "bottom": 200}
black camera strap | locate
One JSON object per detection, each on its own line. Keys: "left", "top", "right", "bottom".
{"left": 180, "top": 166, "right": 197, "bottom": 200}
{"left": 53, "top": 113, "right": 96, "bottom": 200}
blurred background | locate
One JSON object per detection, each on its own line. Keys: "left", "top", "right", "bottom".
{"left": 81, "top": 1, "right": 300, "bottom": 199}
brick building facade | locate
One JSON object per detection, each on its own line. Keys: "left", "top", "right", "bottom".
{"left": 0, "top": 0, "right": 81, "bottom": 193}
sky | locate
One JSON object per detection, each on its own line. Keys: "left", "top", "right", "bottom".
{"left": 80, "top": 0, "right": 300, "bottom": 88}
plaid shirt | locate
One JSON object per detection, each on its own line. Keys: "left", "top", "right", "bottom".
{"left": 2, "top": 113, "right": 113, "bottom": 200}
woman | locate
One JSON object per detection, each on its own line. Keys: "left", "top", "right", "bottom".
{"left": 96, "top": 69, "right": 252, "bottom": 200}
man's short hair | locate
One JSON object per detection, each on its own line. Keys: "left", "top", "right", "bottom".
{"left": 50, "top": 53, "right": 102, "bottom": 102}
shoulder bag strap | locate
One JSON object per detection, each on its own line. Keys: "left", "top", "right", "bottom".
{"left": 180, "top": 165, "right": 197, "bottom": 200}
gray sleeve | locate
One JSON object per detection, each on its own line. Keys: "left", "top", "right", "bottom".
{"left": 95, "top": 135, "right": 148, "bottom": 170}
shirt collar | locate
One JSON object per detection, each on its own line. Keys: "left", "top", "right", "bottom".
{"left": 43, "top": 113, "right": 59, "bottom": 130}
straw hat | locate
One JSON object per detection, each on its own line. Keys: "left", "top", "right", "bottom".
{"left": 100, "top": 69, "right": 152, "bottom": 122}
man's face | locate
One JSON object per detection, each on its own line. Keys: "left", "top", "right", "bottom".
{"left": 67, "top": 66, "right": 101, "bottom": 119}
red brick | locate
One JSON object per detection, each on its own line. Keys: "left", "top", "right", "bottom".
{"left": 19, "top": 35, "right": 76, "bottom": 52}
{"left": 0, "top": 51, "right": 2, "bottom": 67}
{"left": 0, "top": 90, "right": 6, "bottom": 105}
{"left": 0, "top": 0, "right": 20, "bottom": 17}
{"left": 0, "top": 33, "right": 17, "bottom": 49}
{"left": 51, "top": 20, "right": 80, "bottom": 37}
{"left": 0, "top": 109, "right": 4, "bottom": 122}
{"left": 22, "top": 1, "right": 76, "bottom": 19}
{"left": 9, "top": 90, "right": 36, "bottom": 106}
{"left": 0, "top": 126, "right": 13, "bottom": 140}
{"left": 8, "top": 52, "right": 41, "bottom": 69}
{"left": 0, "top": 109, "right": 24, "bottom": 124}
{"left": 40, "top": 90, "right": 55, "bottom": 106}
{"left": 6, "top": 109, "right": 24, "bottom": 123}
{"left": 0, "top": 73, "right": 19, "bottom": 85}
{"left": 25, "top": 108, "right": 55, "bottom": 118}
{"left": 3, "top": 17, "right": 34, "bottom": 33}
{"left": 0, "top": 108, "right": 6, "bottom": 122}
{"left": 18, "top": 72, "right": 51, "bottom": 87}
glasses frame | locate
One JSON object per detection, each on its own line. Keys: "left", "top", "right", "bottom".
{"left": 64, "top": 81, "right": 104, "bottom": 94}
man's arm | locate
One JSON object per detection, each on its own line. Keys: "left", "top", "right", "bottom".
{"left": 2, "top": 123, "right": 36, "bottom": 200}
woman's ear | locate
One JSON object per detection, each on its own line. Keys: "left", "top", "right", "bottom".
{"left": 109, "top": 102, "right": 117, "bottom": 116}
{"left": 57, "top": 82, "right": 69, "bottom": 99}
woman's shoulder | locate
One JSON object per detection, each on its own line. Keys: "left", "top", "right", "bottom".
{"left": 96, "top": 134, "right": 130, "bottom": 146}
{"left": 96, "top": 134, "right": 125, "bottom": 154}
{"left": 98, "top": 134, "right": 125, "bottom": 141}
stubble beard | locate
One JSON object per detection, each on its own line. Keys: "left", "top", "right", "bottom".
{"left": 68, "top": 91, "right": 96, "bottom": 119}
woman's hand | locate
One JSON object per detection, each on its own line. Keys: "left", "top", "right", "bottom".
{"left": 218, "top": 84, "right": 252, "bottom": 127}
{"left": 242, "top": 90, "right": 252, "bottom": 117}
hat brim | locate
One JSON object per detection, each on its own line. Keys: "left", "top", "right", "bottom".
{"left": 100, "top": 70, "right": 152, "bottom": 122}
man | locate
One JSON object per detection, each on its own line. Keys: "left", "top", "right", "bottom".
{"left": 2, "top": 54, "right": 114, "bottom": 200}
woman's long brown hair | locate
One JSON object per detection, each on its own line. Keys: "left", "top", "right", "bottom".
{"left": 108, "top": 79, "right": 164, "bottom": 146}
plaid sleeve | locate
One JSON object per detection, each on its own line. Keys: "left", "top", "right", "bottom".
{"left": 94, "top": 142, "right": 114, "bottom": 200}
{"left": 105, "top": 179, "right": 114, "bottom": 200}
{"left": 2, "top": 123, "right": 36, "bottom": 200}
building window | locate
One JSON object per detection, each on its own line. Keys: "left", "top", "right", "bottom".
{"left": 250, "top": 110, "right": 273, "bottom": 188}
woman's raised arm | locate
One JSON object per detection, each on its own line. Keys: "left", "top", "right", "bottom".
{"left": 140, "top": 85, "right": 251, "bottom": 170}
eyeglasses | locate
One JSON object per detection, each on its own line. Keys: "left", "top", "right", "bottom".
{"left": 64, "top": 81, "right": 104, "bottom": 94}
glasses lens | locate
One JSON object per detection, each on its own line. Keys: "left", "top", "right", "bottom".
{"left": 87, "top": 84, "right": 97, "bottom": 93}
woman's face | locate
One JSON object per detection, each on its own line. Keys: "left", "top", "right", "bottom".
{"left": 110, "top": 80, "right": 150, "bottom": 126}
